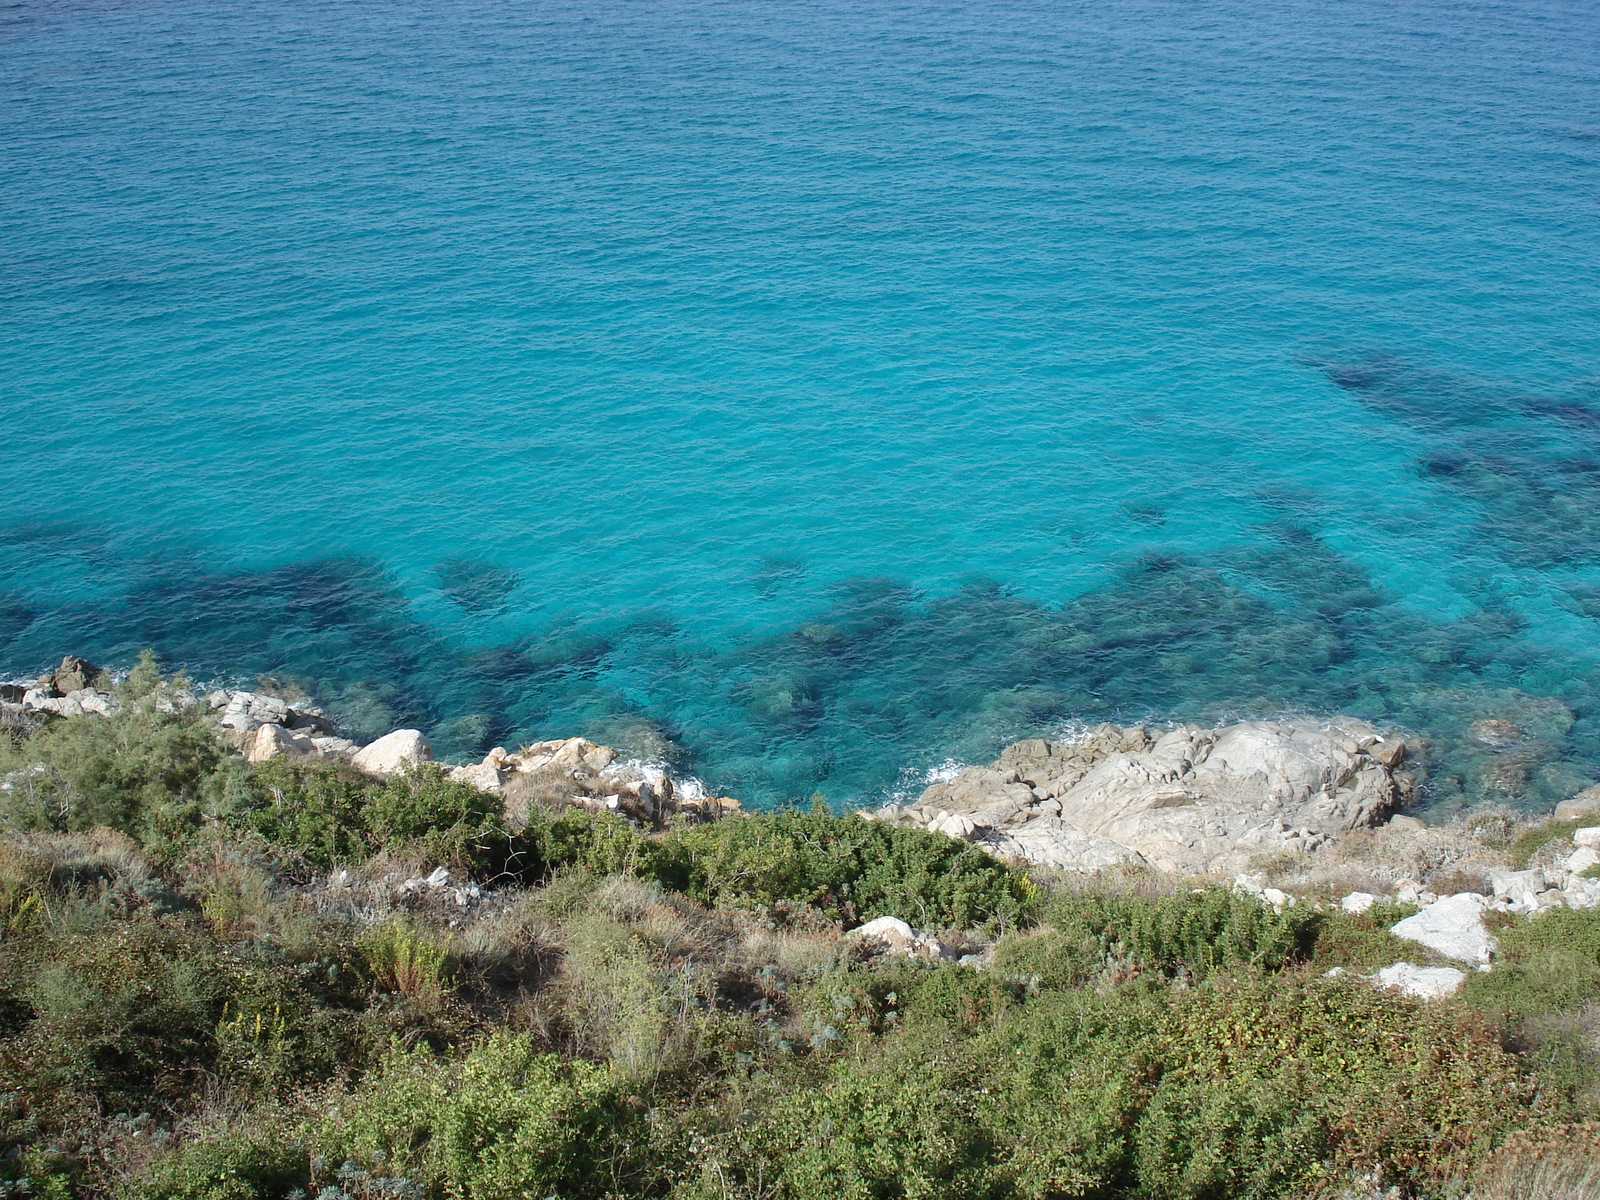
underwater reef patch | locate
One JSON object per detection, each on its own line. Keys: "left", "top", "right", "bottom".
{"left": 1, "top": 525, "right": 1598, "bottom": 811}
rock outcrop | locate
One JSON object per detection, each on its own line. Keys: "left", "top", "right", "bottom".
{"left": 456, "top": 737, "right": 740, "bottom": 830}
{"left": 871, "top": 719, "right": 1409, "bottom": 876}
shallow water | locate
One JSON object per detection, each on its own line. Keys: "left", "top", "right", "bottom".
{"left": 3, "top": 0, "right": 1600, "bottom": 812}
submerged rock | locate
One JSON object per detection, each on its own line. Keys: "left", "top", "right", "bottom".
{"left": 878, "top": 718, "right": 1404, "bottom": 876}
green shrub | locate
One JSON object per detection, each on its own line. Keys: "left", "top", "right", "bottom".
{"left": 992, "top": 886, "right": 1316, "bottom": 990}
{"left": 322, "top": 1033, "right": 637, "bottom": 1200}
{"left": 240, "top": 757, "right": 374, "bottom": 867}
{"left": 358, "top": 918, "right": 450, "bottom": 1004}
{"left": 365, "top": 766, "right": 520, "bottom": 875}
{"left": 126, "top": 1108, "right": 310, "bottom": 1200}
{"left": 698, "top": 1027, "right": 992, "bottom": 1200}
{"left": 0, "top": 652, "right": 246, "bottom": 850}
{"left": 1463, "top": 908, "right": 1600, "bottom": 1023}
{"left": 528, "top": 807, "right": 662, "bottom": 881}
{"left": 215, "top": 950, "right": 376, "bottom": 1097}
{"left": 703, "top": 975, "right": 1538, "bottom": 1200}
{"left": 2, "top": 917, "right": 221, "bottom": 1120}
{"left": 660, "top": 805, "right": 1038, "bottom": 930}
{"left": 1305, "top": 903, "right": 1428, "bottom": 973}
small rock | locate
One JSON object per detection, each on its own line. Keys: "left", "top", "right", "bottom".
{"left": 351, "top": 729, "right": 432, "bottom": 776}
{"left": 1370, "top": 739, "right": 1406, "bottom": 768}
{"left": 1575, "top": 827, "right": 1600, "bottom": 849}
{"left": 1376, "top": 962, "right": 1467, "bottom": 1000}
{"left": 450, "top": 761, "right": 508, "bottom": 793}
{"left": 1341, "top": 892, "right": 1378, "bottom": 914}
{"left": 850, "top": 915, "right": 915, "bottom": 942}
{"left": 52, "top": 655, "right": 102, "bottom": 694}
{"left": 1386, "top": 814, "right": 1425, "bottom": 832}
{"left": 1262, "top": 887, "right": 1293, "bottom": 910}
{"left": 1566, "top": 845, "right": 1600, "bottom": 875}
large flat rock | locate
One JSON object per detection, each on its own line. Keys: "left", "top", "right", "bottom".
{"left": 878, "top": 718, "right": 1406, "bottom": 876}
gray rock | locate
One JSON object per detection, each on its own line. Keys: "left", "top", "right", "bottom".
{"left": 895, "top": 717, "right": 1400, "bottom": 876}
{"left": 1556, "top": 784, "right": 1600, "bottom": 823}
{"left": 1376, "top": 962, "right": 1466, "bottom": 1000}
{"left": 1390, "top": 893, "right": 1496, "bottom": 964}
{"left": 450, "top": 760, "right": 508, "bottom": 793}
{"left": 247, "top": 723, "right": 320, "bottom": 763}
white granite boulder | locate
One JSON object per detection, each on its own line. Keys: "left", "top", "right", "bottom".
{"left": 246, "top": 723, "right": 321, "bottom": 763}
{"left": 1389, "top": 893, "right": 1496, "bottom": 964}
{"left": 1376, "top": 962, "right": 1466, "bottom": 1000}
{"left": 351, "top": 729, "right": 432, "bottom": 776}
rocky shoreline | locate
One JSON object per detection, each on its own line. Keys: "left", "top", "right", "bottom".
{"left": 11, "top": 651, "right": 1600, "bottom": 1005}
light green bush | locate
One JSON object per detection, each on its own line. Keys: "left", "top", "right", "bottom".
{"left": 0, "top": 652, "right": 247, "bottom": 849}
{"left": 323, "top": 1033, "right": 634, "bottom": 1200}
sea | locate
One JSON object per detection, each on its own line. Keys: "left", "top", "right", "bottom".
{"left": 3, "top": 0, "right": 1599, "bottom": 814}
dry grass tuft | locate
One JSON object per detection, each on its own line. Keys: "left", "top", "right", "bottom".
{"left": 1471, "top": 1123, "right": 1600, "bottom": 1199}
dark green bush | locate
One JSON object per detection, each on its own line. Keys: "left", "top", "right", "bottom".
{"left": 660, "top": 805, "right": 1039, "bottom": 930}
{"left": 1, "top": 917, "right": 221, "bottom": 1120}
{"left": 992, "top": 885, "right": 1316, "bottom": 990}
{"left": 241, "top": 757, "right": 373, "bottom": 866}
{"left": 241, "top": 760, "right": 525, "bottom": 876}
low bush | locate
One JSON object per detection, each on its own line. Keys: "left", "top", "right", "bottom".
{"left": 703, "top": 976, "right": 1539, "bottom": 1200}
{"left": 1508, "top": 819, "right": 1588, "bottom": 870}
{"left": 1463, "top": 908, "right": 1600, "bottom": 1023}
{"left": 0, "top": 654, "right": 245, "bottom": 851}
{"left": 659, "top": 804, "right": 1039, "bottom": 931}
{"left": 992, "top": 885, "right": 1316, "bottom": 990}
{"left": 321, "top": 1033, "right": 637, "bottom": 1200}
{"left": 123, "top": 1108, "right": 311, "bottom": 1200}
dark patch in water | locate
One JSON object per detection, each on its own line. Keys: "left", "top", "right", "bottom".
{"left": 751, "top": 555, "right": 806, "bottom": 600}
{"left": 0, "top": 595, "right": 37, "bottom": 645}
{"left": 435, "top": 557, "right": 519, "bottom": 614}
{"left": 2, "top": 526, "right": 1599, "bottom": 812}
{"left": 1317, "top": 355, "right": 1600, "bottom": 566}
{"left": 1120, "top": 502, "right": 1167, "bottom": 528}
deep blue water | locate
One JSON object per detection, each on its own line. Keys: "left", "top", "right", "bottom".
{"left": 4, "top": 0, "right": 1600, "bottom": 813}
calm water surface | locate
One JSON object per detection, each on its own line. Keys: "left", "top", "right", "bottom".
{"left": 3, "top": 0, "right": 1600, "bottom": 811}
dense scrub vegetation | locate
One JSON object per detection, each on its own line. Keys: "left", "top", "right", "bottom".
{"left": 0, "top": 659, "right": 1596, "bottom": 1198}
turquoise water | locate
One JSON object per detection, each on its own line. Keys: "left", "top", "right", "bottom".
{"left": 4, "top": 0, "right": 1600, "bottom": 812}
